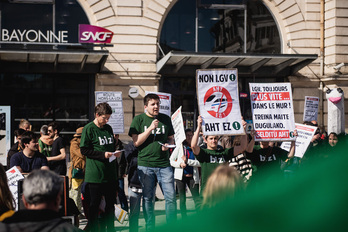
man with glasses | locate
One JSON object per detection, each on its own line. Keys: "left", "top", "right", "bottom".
{"left": 80, "top": 102, "right": 120, "bottom": 232}
{"left": 47, "top": 122, "right": 67, "bottom": 175}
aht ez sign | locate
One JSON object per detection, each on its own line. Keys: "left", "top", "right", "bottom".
{"left": 79, "top": 24, "right": 113, "bottom": 44}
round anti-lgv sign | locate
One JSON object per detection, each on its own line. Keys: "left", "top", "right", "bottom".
{"left": 129, "top": 87, "right": 139, "bottom": 98}
{"left": 203, "top": 86, "right": 233, "bottom": 119}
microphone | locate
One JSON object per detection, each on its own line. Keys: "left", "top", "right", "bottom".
{"left": 151, "top": 116, "right": 158, "bottom": 154}
{"left": 153, "top": 115, "right": 158, "bottom": 142}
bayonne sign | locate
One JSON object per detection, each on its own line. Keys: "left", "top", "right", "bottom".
{"left": 0, "top": 25, "right": 113, "bottom": 44}
{"left": 1, "top": 29, "right": 68, "bottom": 43}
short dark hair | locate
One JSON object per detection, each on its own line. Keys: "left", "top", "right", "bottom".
{"left": 329, "top": 132, "right": 338, "bottom": 138}
{"left": 14, "top": 128, "right": 26, "bottom": 138}
{"left": 185, "top": 128, "right": 193, "bottom": 134}
{"left": 95, "top": 102, "right": 112, "bottom": 116}
{"left": 303, "top": 121, "right": 314, "bottom": 126}
{"left": 48, "top": 122, "right": 61, "bottom": 134}
{"left": 144, "top": 93, "right": 160, "bottom": 106}
{"left": 21, "top": 131, "right": 38, "bottom": 147}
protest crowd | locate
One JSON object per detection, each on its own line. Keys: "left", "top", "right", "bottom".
{"left": 1, "top": 82, "right": 347, "bottom": 232}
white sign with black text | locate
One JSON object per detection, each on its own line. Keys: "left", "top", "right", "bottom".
{"left": 0, "top": 106, "right": 11, "bottom": 166}
{"left": 6, "top": 166, "right": 24, "bottom": 210}
{"left": 171, "top": 106, "right": 186, "bottom": 145}
{"left": 95, "top": 91, "right": 124, "bottom": 134}
{"left": 196, "top": 69, "right": 244, "bottom": 136}
{"left": 249, "top": 83, "right": 296, "bottom": 141}
{"left": 280, "top": 123, "right": 317, "bottom": 158}
{"left": 303, "top": 96, "right": 319, "bottom": 122}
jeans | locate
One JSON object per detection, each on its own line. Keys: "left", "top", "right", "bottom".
{"left": 175, "top": 176, "right": 201, "bottom": 218}
{"left": 138, "top": 166, "right": 177, "bottom": 231}
{"left": 118, "top": 178, "right": 129, "bottom": 211}
{"left": 128, "top": 187, "right": 143, "bottom": 232}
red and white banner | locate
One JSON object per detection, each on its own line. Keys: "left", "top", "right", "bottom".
{"left": 6, "top": 166, "right": 24, "bottom": 210}
{"left": 196, "top": 69, "right": 244, "bottom": 136}
{"left": 281, "top": 123, "right": 317, "bottom": 158}
{"left": 249, "top": 83, "right": 296, "bottom": 141}
{"left": 171, "top": 106, "right": 186, "bottom": 145}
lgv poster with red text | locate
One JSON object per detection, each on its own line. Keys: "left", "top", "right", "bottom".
{"left": 196, "top": 69, "right": 244, "bottom": 136}
{"left": 249, "top": 83, "right": 296, "bottom": 141}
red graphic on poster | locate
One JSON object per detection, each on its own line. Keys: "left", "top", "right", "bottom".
{"left": 204, "top": 86, "right": 233, "bottom": 118}
{"left": 250, "top": 92, "right": 290, "bottom": 101}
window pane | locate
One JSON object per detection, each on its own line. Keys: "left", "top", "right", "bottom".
{"left": 159, "top": 0, "right": 280, "bottom": 54}
{"left": 0, "top": 73, "right": 91, "bottom": 141}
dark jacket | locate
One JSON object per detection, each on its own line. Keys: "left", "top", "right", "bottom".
{"left": 2, "top": 209, "right": 82, "bottom": 232}
{"left": 116, "top": 139, "right": 127, "bottom": 178}
{"left": 7, "top": 142, "right": 22, "bottom": 170}
{"left": 124, "top": 141, "right": 141, "bottom": 189}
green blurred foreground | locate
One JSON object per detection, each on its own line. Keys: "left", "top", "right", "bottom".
{"left": 157, "top": 137, "right": 348, "bottom": 232}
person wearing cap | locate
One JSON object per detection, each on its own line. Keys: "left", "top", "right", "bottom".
{"left": 69, "top": 127, "right": 85, "bottom": 213}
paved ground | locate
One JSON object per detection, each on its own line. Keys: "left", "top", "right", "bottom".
{"left": 78, "top": 182, "right": 196, "bottom": 231}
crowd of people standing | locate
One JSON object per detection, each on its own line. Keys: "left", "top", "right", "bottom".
{"left": 1, "top": 94, "right": 346, "bottom": 232}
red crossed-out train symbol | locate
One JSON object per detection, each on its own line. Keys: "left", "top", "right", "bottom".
{"left": 204, "top": 86, "right": 233, "bottom": 118}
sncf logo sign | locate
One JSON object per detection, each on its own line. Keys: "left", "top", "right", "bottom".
{"left": 79, "top": 24, "right": 113, "bottom": 44}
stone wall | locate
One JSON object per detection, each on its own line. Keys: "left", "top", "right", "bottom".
{"left": 77, "top": 0, "right": 348, "bottom": 138}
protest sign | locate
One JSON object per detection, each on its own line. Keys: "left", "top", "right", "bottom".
{"left": 171, "top": 106, "right": 186, "bottom": 145}
{"left": 95, "top": 91, "right": 124, "bottom": 134}
{"left": 249, "top": 83, "right": 295, "bottom": 141}
{"left": 196, "top": 69, "right": 244, "bottom": 136}
{"left": 303, "top": 96, "right": 319, "bottom": 122}
{"left": 145, "top": 91, "right": 171, "bottom": 116}
{"left": 0, "top": 106, "right": 11, "bottom": 166}
{"left": 281, "top": 123, "right": 317, "bottom": 158}
{"left": 6, "top": 166, "right": 24, "bottom": 210}
{"left": 170, "top": 144, "right": 185, "bottom": 180}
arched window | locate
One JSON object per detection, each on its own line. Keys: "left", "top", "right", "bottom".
{"left": 160, "top": 0, "right": 280, "bottom": 54}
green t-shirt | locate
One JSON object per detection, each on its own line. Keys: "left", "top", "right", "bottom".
{"left": 195, "top": 147, "right": 234, "bottom": 192}
{"left": 80, "top": 121, "right": 117, "bottom": 183}
{"left": 128, "top": 113, "right": 174, "bottom": 167}
{"left": 38, "top": 139, "right": 52, "bottom": 157}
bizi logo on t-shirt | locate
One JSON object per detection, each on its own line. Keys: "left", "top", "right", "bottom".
{"left": 98, "top": 136, "right": 114, "bottom": 145}
{"left": 210, "top": 155, "right": 226, "bottom": 163}
{"left": 144, "top": 125, "right": 165, "bottom": 135}
{"left": 259, "top": 154, "right": 277, "bottom": 162}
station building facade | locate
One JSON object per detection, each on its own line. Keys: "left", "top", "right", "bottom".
{"left": 1, "top": 0, "right": 348, "bottom": 141}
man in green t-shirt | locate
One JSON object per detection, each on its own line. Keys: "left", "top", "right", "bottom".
{"left": 191, "top": 116, "right": 248, "bottom": 192}
{"left": 128, "top": 93, "right": 176, "bottom": 231}
{"left": 80, "top": 102, "right": 120, "bottom": 232}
